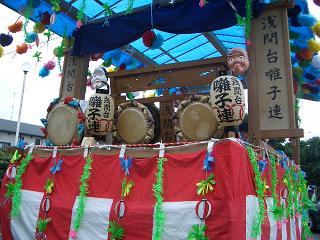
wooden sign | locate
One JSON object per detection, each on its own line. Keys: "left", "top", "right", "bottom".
{"left": 59, "top": 50, "right": 89, "bottom": 99}
{"left": 247, "top": 5, "right": 304, "bottom": 141}
{"left": 255, "top": 7, "right": 292, "bottom": 130}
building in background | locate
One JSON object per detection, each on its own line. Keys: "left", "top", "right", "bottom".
{"left": 0, "top": 119, "right": 44, "bottom": 147}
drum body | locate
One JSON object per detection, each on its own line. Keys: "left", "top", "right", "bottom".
{"left": 44, "top": 97, "right": 85, "bottom": 146}
{"left": 174, "top": 95, "right": 220, "bottom": 141}
{"left": 85, "top": 93, "right": 114, "bottom": 137}
{"left": 112, "top": 101, "right": 160, "bottom": 144}
{"left": 209, "top": 75, "right": 245, "bottom": 128}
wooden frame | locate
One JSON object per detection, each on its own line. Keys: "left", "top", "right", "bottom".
{"left": 109, "top": 57, "right": 228, "bottom": 142}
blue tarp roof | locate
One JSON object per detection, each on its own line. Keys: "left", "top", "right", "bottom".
{"left": 1, "top": 0, "right": 247, "bottom": 68}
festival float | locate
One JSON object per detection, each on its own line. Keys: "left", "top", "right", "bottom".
{"left": 0, "top": 0, "right": 319, "bottom": 239}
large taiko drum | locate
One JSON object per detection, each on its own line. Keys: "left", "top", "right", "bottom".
{"left": 85, "top": 93, "right": 114, "bottom": 137}
{"left": 112, "top": 101, "right": 160, "bottom": 144}
{"left": 174, "top": 95, "right": 220, "bottom": 141}
{"left": 42, "top": 97, "right": 85, "bottom": 146}
{"left": 209, "top": 75, "right": 245, "bottom": 128}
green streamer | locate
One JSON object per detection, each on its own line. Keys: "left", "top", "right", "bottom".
{"left": 77, "top": 0, "right": 87, "bottom": 22}
{"left": 297, "top": 171, "right": 315, "bottom": 240}
{"left": 236, "top": 0, "right": 252, "bottom": 41}
{"left": 187, "top": 224, "right": 208, "bottom": 240}
{"left": 50, "top": 0, "right": 61, "bottom": 12}
{"left": 283, "top": 166, "right": 295, "bottom": 218}
{"left": 103, "top": 3, "right": 113, "bottom": 17}
{"left": 269, "top": 154, "right": 285, "bottom": 221}
{"left": 37, "top": 217, "right": 51, "bottom": 232}
{"left": 246, "top": 146, "right": 265, "bottom": 238}
{"left": 23, "top": 0, "right": 33, "bottom": 36}
{"left": 152, "top": 157, "right": 167, "bottom": 240}
{"left": 125, "top": 0, "right": 134, "bottom": 15}
{"left": 72, "top": 156, "right": 93, "bottom": 231}
{"left": 107, "top": 220, "right": 124, "bottom": 240}
{"left": 11, "top": 153, "right": 33, "bottom": 218}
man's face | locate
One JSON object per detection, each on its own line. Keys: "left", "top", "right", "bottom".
{"left": 91, "top": 67, "right": 109, "bottom": 89}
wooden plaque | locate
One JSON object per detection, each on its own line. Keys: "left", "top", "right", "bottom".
{"left": 59, "top": 50, "right": 89, "bottom": 99}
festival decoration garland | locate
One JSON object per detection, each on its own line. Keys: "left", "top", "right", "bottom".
{"left": 283, "top": 166, "right": 295, "bottom": 218}
{"left": 246, "top": 146, "right": 265, "bottom": 239}
{"left": 70, "top": 155, "right": 93, "bottom": 238}
{"left": 108, "top": 221, "right": 124, "bottom": 240}
{"left": 196, "top": 173, "right": 215, "bottom": 196}
{"left": 269, "top": 154, "right": 285, "bottom": 222}
{"left": 50, "top": 0, "right": 61, "bottom": 12}
{"left": 152, "top": 157, "right": 167, "bottom": 240}
{"left": 187, "top": 224, "right": 208, "bottom": 240}
{"left": 126, "top": 0, "right": 134, "bottom": 15}
{"left": 23, "top": 0, "right": 33, "bottom": 36}
{"left": 11, "top": 153, "right": 33, "bottom": 217}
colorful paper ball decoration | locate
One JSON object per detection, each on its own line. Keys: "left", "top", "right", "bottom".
{"left": 308, "top": 39, "right": 320, "bottom": 53}
{"left": 25, "top": 32, "right": 38, "bottom": 43}
{"left": 44, "top": 61, "right": 56, "bottom": 70}
{"left": 311, "top": 55, "right": 320, "bottom": 69}
{"left": 41, "top": 12, "right": 51, "bottom": 25}
{"left": 297, "top": 48, "right": 313, "bottom": 60}
{"left": 8, "top": 21, "right": 23, "bottom": 33}
{"left": 53, "top": 46, "right": 64, "bottom": 58}
{"left": 0, "top": 33, "right": 13, "bottom": 47}
{"left": 143, "top": 31, "right": 156, "bottom": 48}
{"left": 150, "top": 33, "right": 164, "bottom": 49}
{"left": 16, "top": 43, "right": 28, "bottom": 54}
{"left": 297, "top": 14, "right": 317, "bottom": 27}
{"left": 312, "top": 22, "right": 320, "bottom": 38}
{"left": 39, "top": 67, "right": 50, "bottom": 77}
{"left": 0, "top": 46, "right": 4, "bottom": 58}
{"left": 313, "top": 0, "right": 320, "bottom": 7}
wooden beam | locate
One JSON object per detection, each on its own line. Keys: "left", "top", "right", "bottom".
{"left": 261, "top": 129, "right": 304, "bottom": 139}
{"left": 203, "top": 32, "right": 228, "bottom": 56}
{"left": 159, "top": 47, "right": 179, "bottom": 63}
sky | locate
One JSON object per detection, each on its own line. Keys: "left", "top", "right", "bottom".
{"left": 0, "top": 1, "right": 319, "bottom": 139}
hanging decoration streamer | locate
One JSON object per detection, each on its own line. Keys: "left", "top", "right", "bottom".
{"left": 23, "top": 0, "right": 34, "bottom": 36}
{"left": 187, "top": 224, "right": 208, "bottom": 240}
{"left": 76, "top": 0, "right": 87, "bottom": 27}
{"left": 269, "top": 154, "right": 285, "bottom": 222}
{"left": 235, "top": 0, "right": 253, "bottom": 44}
{"left": 246, "top": 146, "right": 265, "bottom": 239}
{"left": 125, "top": 0, "right": 134, "bottom": 15}
{"left": 11, "top": 153, "right": 33, "bottom": 217}
{"left": 50, "top": 0, "right": 61, "bottom": 12}
{"left": 108, "top": 221, "right": 124, "bottom": 240}
{"left": 70, "top": 154, "right": 93, "bottom": 238}
{"left": 152, "top": 157, "right": 167, "bottom": 240}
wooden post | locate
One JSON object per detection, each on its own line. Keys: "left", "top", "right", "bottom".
{"left": 160, "top": 92, "right": 175, "bottom": 143}
{"left": 59, "top": 50, "right": 89, "bottom": 99}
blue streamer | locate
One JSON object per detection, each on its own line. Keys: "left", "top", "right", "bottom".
{"left": 50, "top": 159, "right": 63, "bottom": 174}
{"left": 203, "top": 151, "right": 214, "bottom": 171}
{"left": 16, "top": 139, "right": 26, "bottom": 150}
{"left": 258, "top": 160, "right": 268, "bottom": 172}
{"left": 120, "top": 157, "right": 133, "bottom": 175}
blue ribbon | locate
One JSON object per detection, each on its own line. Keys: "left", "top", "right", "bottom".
{"left": 258, "top": 160, "right": 268, "bottom": 172}
{"left": 67, "top": 100, "right": 79, "bottom": 108}
{"left": 78, "top": 124, "right": 85, "bottom": 136}
{"left": 50, "top": 159, "right": 63, "bottom": 175}
{"left": 16, "top": 139, "right": 25, "bottom": 150}
{"left": 203, "top": 152, "right": 214, "bottom": 171}
{"left": 120, "top": 157, "right": 132, "bottom": 175}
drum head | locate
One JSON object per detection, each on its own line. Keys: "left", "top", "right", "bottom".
{"left": 47, "top": 105, "right": 78, "bottom": 146}
{"left": 117, "top": 108, "right": 149, "bottom": 144}
{"left": 175, "top": 95, "right": 219, "bottom": 141}
{"left": 114, "top": 101, "right": 155, "bottom": 144}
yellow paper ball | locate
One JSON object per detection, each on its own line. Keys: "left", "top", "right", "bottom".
{"left": 0, "top": 46, "right": 4, "bottom": 58}
{"left": 308, "top": 39, "right": 320, "bottom": 53}
{"left": 312, "top": 22, "right": 320, "bottom": 38}
{"left": 106, "top": 65, "right": 117, "bottom": 72}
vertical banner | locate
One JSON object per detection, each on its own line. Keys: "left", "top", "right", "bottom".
{"left": 253, "top": 7, "right": 293, "bottom": 130}
{"left": 59, "top": 50, "right": 89, "bottom": 99}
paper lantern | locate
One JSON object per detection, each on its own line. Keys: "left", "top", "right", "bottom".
{"left": 210, "top": 75, "right": 245, "bottom": 128}
{"left": 85, "top": 93, "right": 114, "bottom": 137}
